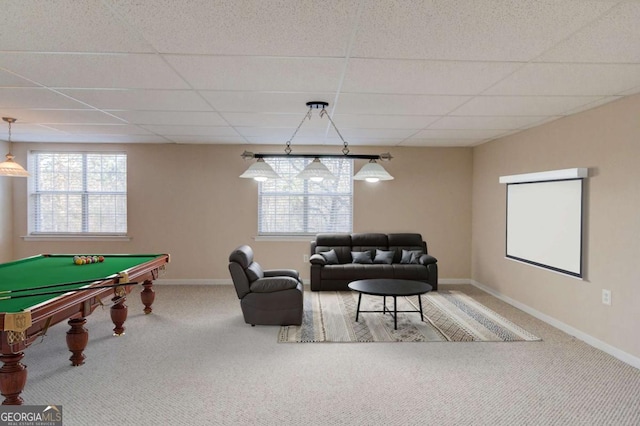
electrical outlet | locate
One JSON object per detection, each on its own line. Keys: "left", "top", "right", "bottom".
{"left": 303, "top": 254, "right": 309, "bottom": 263}
{"left": 602, "top": 289, "right": 611, "bottom": 305}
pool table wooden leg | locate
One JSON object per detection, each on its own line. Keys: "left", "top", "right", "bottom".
{"left": 110, "top": 296, "right": 128, "bottom": 336}
{"left": 67, "top": 318, "right": 88, "bottom": 366}
{"left": 140, "top": 280, "right": 155, "bottom": 315}
{"left": 0, "top": 352, "right": 27, "bottom": 405}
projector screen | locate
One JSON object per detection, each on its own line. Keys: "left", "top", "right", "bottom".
{"left": 506, "top": 179, "right": 583, "bottom": 277}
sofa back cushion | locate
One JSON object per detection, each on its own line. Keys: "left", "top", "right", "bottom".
{"left": 314, "top": 233, "right": 353, "bottom": 264}
{"left": 312, "top": 233, "right": 427, "bottom": 265}
{"left": 351, "top": 233, "right": 388, "bottom": 254}
{"left": 388, "top": 233, "right": 427, "bottom": 263}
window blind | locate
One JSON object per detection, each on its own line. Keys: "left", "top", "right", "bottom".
{"left": 258, "top": 157, "right": 353, "bottom": 235}
{"left": 30, "top": 152, "right": 127, "bottom": 234}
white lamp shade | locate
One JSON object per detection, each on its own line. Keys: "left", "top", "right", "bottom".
{"left": 239, "top": 158, "right": 280, "bottom": 181}
{"left": 0, "top": 153, "right": 29, "bottom": 177}
{"left": 353, "top": 161, "right": 393, "bottom": 182}
{"left": 296, "top": 158, "right": 335, "bottom": 181}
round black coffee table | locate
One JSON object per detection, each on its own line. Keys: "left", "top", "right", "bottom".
{"left": 348, "top": 279, "right": 433, "bottom": 330}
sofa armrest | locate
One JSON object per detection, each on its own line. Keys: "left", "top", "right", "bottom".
{"left": 309, "top": 254, "right": 326, "bottom": 265}
{"left": 419, "top": 254, "right": 438, "bottom": 265}
{"left": 250, "top": 276, "right": 299, "bottom": 293}
{"left": 264, "top": 269, "right": 300, "bottom": 280}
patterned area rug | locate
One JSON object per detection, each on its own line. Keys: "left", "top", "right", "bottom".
{"left": 278, "top": 290, "right": 541, "bottom": 343}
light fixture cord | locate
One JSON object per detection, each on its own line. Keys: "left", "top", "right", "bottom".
{"left": 319, "top": 107, "right": 350, "bottom": 155}
{"left": 7, "top": 120, "right": 12, "bottom": 143}
{"left": 284, "top": 108, "right": 313, "bottom": 154}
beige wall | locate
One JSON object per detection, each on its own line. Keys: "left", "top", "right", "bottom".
{"left": 6, "top": 94, "right": 640, "bottom": 361}
{"left": 472, "top": 93, "right": 640, "bottom": 359}
{"left": 0, "top": 140, "right": 12, "bottom": 262}
{"left": 10, "top": 144, "right": 472, "bottom": 281}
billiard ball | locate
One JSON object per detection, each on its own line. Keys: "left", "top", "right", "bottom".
{"left": 98, "top": 256, "right": 105, "bottom": 262}
{"left": 75, "top": 258, "right": 83, "bottom": 265}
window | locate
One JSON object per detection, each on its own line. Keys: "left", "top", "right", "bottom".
{"left": 29, "top": 152, "right": 127, "bottom": 235}
{"left": 258, "top": 157, "right": 353, "bottom": 236}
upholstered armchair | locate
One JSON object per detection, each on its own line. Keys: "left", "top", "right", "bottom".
{"left": 228, "top": 245, "right": 304, "bottom": 326}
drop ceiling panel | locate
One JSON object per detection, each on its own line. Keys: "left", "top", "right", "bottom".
{"left": 220, "top": 113, "right": 329, "bottom": 128}
{"left": 401, "top": 138, "right": 487, "bottom": 147}
{"left": 338, "top": 128, "right": 419, "bottom": 139}
{"left": 234, "top": 127, "right": 327, "bottom": 139}
{"left": 202, "top": 92, "right": 334, "bottom": 113}
{"left": 562, "top": 96, "right": 625, "bottom": 115}
{"left": 430, "top": 115, "right": 562, "bottom": 130}
{"left": 1, "top": 1, "right": 639, "bottom": 147}
{"left": 165, "top": 56, "right": 344, "bottom": 92}
{"left": 44, "top": 124, "right": 153, "bottom": 135}
{"left": 0, "top": 53, "right": 188, "bottom": 89}
{"left": 167, "top": 136, "right": 246, "bottom": 144}
{"left": 244, "top": 136, "right": 334, "bottom": 145}
{"left": 59, "top": 89, "right": 213, "bottom": 111}
{"left": 452, "top": 95, "right": 605, "bottom": 116}
{"left": 536, "top": 2, "right": 640, "bottom": 63}
{"left": 0, "top": 109, "right": 125, "bottom": 125}
{"left": 0, "top": 0, "right": 155, "bottom": 53}
{"left": 0, "top": 88, "right": 87, "bottom": 109}
{"left": 334, "top": 94, "right": 471, "bottom": 115}
{"left": 410, "top": 129, "right": 508, "bottom": 140}
{"left": 351, "top": 0, "right": 616, "bottom": 61}
{"left": 486, "top": 63, "right": 640, "bottom": 96}
{"left": 109, "top": 111, "right": 227, "bottom": 126}
{"left": 140, "top": 125, "right": 240, "bottom": 137}
{"left": 342, "top": 59, "right": 522, "bottom": 95}
{"left": 332, "top": 114, "right": 440, "bottom": 129}
{"left": 0, "top": 70, "right": 37, "bottom": 87}
{"left": 108, "top": 0, "right": 360, "bottom": 56}
{"left": 14, "top": 134, "right": 170, "bottom": 143}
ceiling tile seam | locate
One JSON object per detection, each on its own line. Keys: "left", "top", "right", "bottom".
{"left": 153, "top": 55, "right": 251, "bottom": 144}
{"left": 97, "top": 0, "right": 242, "bottom": 145}
{"left": 428, "top": 2, "right": 626, "bottom": 124}
{"left": 324, "top": 0, "right": 367, "bottom": 143}
{"left": 0, "top": 64, "right": 139, "bottom": 127}
{"left": 526, "top": 0, "right": 629, "bottom": 66}
{"left": 97, "top": 0, "right": 162, "bottom": 56}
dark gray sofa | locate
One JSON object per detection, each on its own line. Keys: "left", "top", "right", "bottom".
{"left": 309, "top": 233, "right": 438, "bottom": 291}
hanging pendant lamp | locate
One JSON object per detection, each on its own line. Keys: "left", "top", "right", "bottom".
{"left": 239, "top": 158, "right": 280, "bottom": 181}
{"left": 0, "top": 117, "right": 29, "bottom": 177}
{"left": 353, "top": 159, "right": 394, "bottom": 182}
{"left": 239, "top": 101, "right": 393, "bottom": 182}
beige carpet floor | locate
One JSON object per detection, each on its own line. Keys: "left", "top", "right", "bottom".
{"left": 15, "top": 284, "right": 640, "bottom": 425}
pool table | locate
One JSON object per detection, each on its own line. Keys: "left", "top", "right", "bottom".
{"left": 0, "top": 253, "right": 170, "bottom": 405}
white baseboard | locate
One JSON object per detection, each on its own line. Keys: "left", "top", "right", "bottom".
{"left": 154, "top": 279, "right": 232, "bottom": 285}
{"left": 156, "top": 278, "right": 471, "bottom": 286}
{"left": 438, "top": 278, "right": 471, "bottom": 285}
{"left": 470, "top": 279, "right": 640, "bottom": 371}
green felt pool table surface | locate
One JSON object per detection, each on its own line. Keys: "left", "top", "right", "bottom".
{"left": 0, "top": 254, "right": 166, "bottom": 313}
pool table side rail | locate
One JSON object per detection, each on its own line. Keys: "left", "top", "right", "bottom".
{"left": 0, "top": 254, "right": 169, "bottom": 353}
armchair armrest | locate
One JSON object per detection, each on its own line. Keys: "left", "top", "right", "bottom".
{"left": 419, "top": 254, "right": 438, "bottom": 265}
{"left": 309, "top": 254, "right": 326, "bottom": 265}
{"left": 250, "top": 276, "right": 299, "bottom": 293}
{"left": 264, "top": 269, "right": 300, "bottom": 280}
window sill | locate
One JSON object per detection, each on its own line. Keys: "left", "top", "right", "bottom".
{"left": 23, "top": 234, "right": 131, "bottom": 242}
{"left": 254, "top": 235, "right": 315, "bottom": 242}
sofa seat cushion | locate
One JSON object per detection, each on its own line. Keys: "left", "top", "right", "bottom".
{"left": 319, "top": 264, "right": 428, "bottom": 281}
{"left": 321, "top": 264, "right": 395, "bottom": 280}
{"left": 250, "top": 277, "right": 299, "bottom": 293}
{"left": 391, "top": 264, "right": 429, "bottom": 280}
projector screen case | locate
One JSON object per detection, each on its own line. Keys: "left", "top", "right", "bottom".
{"left": 500, "top": 168, "right": 587, "bottom": 279}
